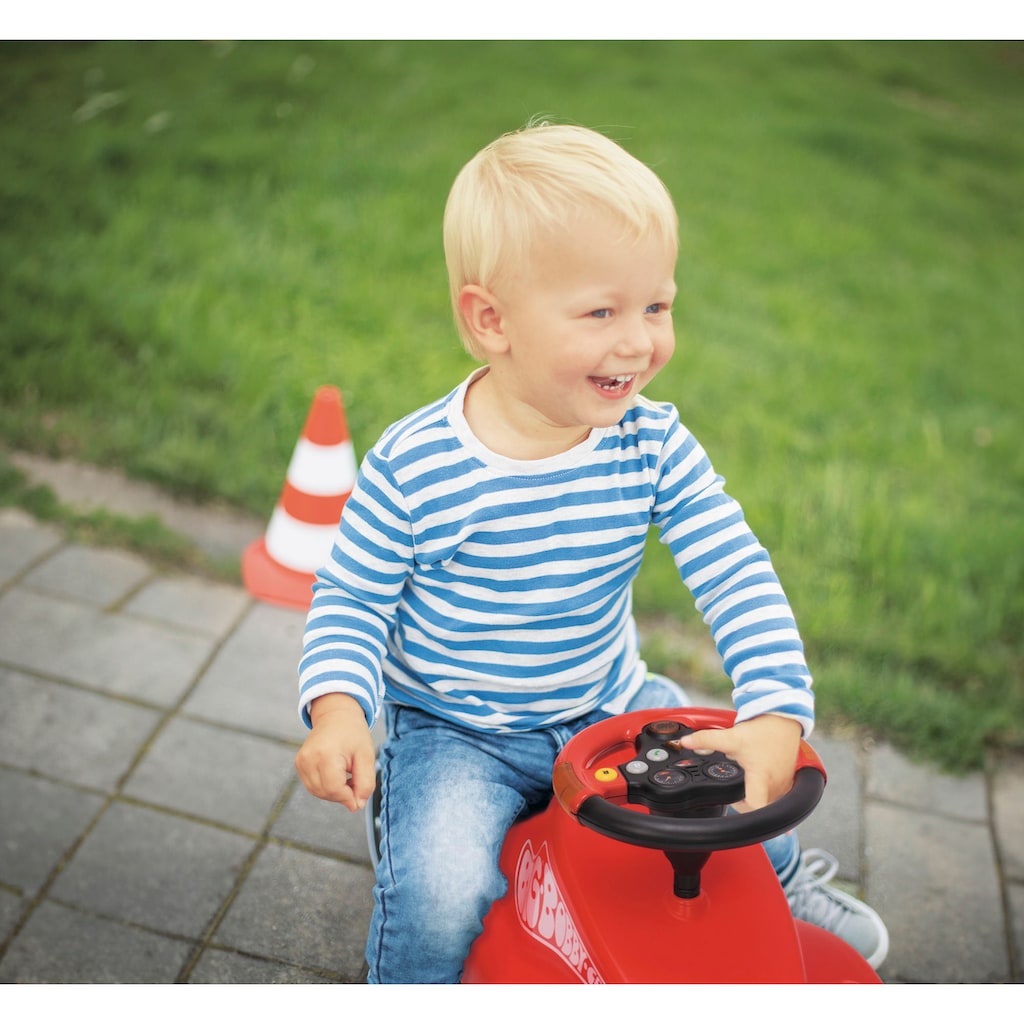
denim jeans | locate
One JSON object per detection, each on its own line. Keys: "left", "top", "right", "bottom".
{"left": 365, "top": 674, "right": 800, "bottom": 983}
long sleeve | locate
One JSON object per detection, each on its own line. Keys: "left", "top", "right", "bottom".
{"left": 298, "top": 447, "right": 414, "bottom": 728}
{"left": 652, "top": 420, "right": 815, "bottom": 735}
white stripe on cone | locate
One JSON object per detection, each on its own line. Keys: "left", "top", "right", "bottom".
{"left": 264, "top": 507, "right": 339, "bottom": 573}
{"left": 287, "top": 438, "right": 357, "bottom": 496}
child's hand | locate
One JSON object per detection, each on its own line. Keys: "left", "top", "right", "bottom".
{"left": 295, "top": 693, "right": 376, "bottom": 812}
{"left": 675, "top": 714, "right": 802, "bottom": 810}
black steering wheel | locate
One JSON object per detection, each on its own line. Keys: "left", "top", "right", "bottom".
{"left": 552, "top": 707, "right": 826, "bottom": 853}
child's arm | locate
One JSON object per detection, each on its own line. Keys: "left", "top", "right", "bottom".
{"left": 650, "top": 411, "right": 814, "bottom": 799}
{"left": 653, "top": 417, "right": 815, "bottom": 741}
{"left": 298, "top": 446, "right": 416, "bottom": 731}
{"left": 676, "top": 714, "right": 802, "bottom": 809}
{"left": 294, "top": 693, "right": 376, "bottom": 812}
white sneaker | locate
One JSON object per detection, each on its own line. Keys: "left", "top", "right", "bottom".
{"left": 784, "top": 848, "right": 889, "bottom": 969}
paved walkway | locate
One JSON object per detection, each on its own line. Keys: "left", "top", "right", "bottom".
{"left": 0, "top": 476, "right": 1022, "bottom": 983}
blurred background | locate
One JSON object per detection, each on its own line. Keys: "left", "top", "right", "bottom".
{"left": 1, "top": 39, "right": 1021, "bottom": 769}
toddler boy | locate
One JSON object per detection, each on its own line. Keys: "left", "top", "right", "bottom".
{"left": 295, "top": 122, "right": 888, "bottom": 981}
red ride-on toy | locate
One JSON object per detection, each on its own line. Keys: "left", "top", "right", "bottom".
{"left": 369, "top": 707, "right": 882, "bottom": 984}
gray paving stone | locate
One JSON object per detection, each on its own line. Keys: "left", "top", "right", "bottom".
{"left": 272, "top": 779, "right": 374, "bottom": 863}
{"left": 0, "top": 587, "right": 217, "bottom": 706}
{"left": 188, "top": 947, "right": 334, "bottom": 983}
{"left": 0, "top": 900, "right": 192, "bottom": 982}
{"left": 866, "top": 740, "right": 987, "bottom": 822}
{"left": 868, "top": 802, "right": 1009, "bottom": 983}
{"left": 49, "top": 802, "right": 256, "bottom": 938}
{"left": 184, "top": 601, "right": 307, "bottom": 742}
{"left": 796, "top": 732, "right": 862, "bottom": 883}
{"left": 0, "top": 509, "right": 63, "bottom": 585}
{"left": 122, "top": 717, "right": 297, "bottom": 832}
{"left": 0, "top": 767, "right": 105, "bottom": 897}
{"left": 1008, "top": 882, "right": 1024, "bottom": 981}
{"left": 122, "top": 575, "right": 251, "bottom": 637}
{"left": 0, "top": 889, "right": 26, "bottom": 941}
{"left": 0, "top": 666, "right": 160, "bottom": 790}
{"left": 992, "top": 753, "right": 1024, "bottom": 881}
{"left": 214, "top": 843, "right": 373, "bottom": 981}
{"left": 20, "top": 543, "right": 153, "bottom": 607}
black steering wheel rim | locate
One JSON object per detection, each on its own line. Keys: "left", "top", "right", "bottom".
{"left": 576, "top": 766, "right": 825, "bottom": 851}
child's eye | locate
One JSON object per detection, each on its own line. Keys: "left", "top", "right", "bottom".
{"left": 589, "top": 309, "right": 612, "bottom": 319}
{"left": 645, "top": 302, "right": 670, "bottom": 315}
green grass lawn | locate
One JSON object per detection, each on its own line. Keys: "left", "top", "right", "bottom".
{"left": 2, "top": 40, "right": 1021, "bottom": 769}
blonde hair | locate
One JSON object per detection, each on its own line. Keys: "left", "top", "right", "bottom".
{"left": 443, "top": 122, "right": 679, "bottom": 358}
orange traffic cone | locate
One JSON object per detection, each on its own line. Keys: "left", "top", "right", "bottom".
{"left": 242, "top": 386, "right": 357, "bottom": 610}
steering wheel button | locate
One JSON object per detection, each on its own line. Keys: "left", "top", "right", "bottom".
{"left": 705, "top": 762, "right": 741, "bottom": 780}
{"left": 646, "top": 720, "right": 682, "bottom": 736}
{"left": 625, "top": 760, "right": 649, "bottom": 775}
{"left": 594, "top": 767, "right": 619, "bottom": 782}
{"left": 646, "top": 748, "right": 669, "bottom": 762}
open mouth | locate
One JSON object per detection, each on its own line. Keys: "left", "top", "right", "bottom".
{"left": 589, "top": 374, "right": 636, "bottom": 396}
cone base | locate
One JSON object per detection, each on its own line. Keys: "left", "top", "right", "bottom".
{"left": 241, "top": 538, "right": 316, "bottom": 611}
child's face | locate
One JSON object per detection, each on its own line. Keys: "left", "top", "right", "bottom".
{"left": 489, "top": 210, "right": 677, "bottom": 441}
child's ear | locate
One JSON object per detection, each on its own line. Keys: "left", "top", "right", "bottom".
{"left": 458, "top": 285, "right": 509, "bottom": 355}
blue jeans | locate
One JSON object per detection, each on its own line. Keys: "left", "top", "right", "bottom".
{"left": 365, "top": 675, "right": 799, "bottom": 983}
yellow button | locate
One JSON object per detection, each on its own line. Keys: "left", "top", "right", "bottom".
{"left": 594, "top": 767, "right": 619, "bottom": 782}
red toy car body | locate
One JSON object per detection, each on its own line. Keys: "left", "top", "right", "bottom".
{"left": 461, "top": 707, "right": 881, "bottom": 984}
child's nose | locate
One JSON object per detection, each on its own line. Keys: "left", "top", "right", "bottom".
{"left": 616, "top": 316, "right": 655, "bottom": 358}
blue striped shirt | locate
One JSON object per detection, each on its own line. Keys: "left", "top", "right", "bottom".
{"left": 298, "top": 373, "right": 814, "bottom": 735}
